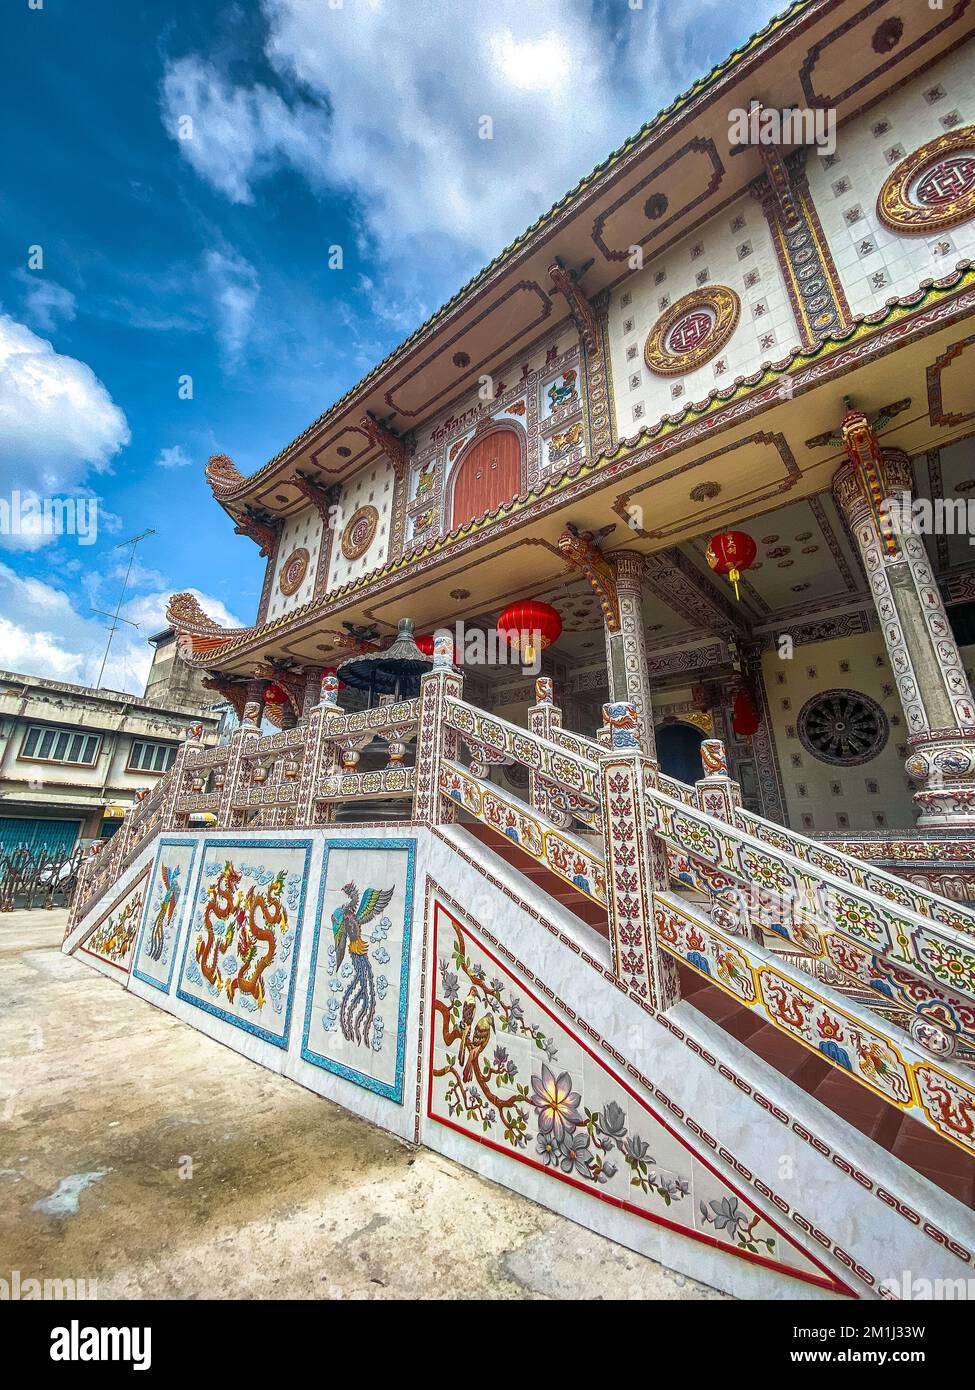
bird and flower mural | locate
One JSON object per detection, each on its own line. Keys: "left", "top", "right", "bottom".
{"left": 427, "top": 901, "right": 837, "bottom": 1289}
{"left": 133, "top": 839, "right": 197, "bottom": 993}
{"left": 302, "top": 838, "right": 416, "bottom": 1103}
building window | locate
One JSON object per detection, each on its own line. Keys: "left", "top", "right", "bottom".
{"left": 20, "top": 725, "right": 101, "bottom": 766}
{"left": 128, "top": 740, "right": 177, "bottom": 774}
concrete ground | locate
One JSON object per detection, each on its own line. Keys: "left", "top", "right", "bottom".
{"left": 0, "top": 909, "right": 725, "bottom": 1300}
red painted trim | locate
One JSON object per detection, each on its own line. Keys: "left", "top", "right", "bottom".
{"left": 426, "top": 898, "right": 853, "bottom": 1297}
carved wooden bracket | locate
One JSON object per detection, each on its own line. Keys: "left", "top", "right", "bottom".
{"left": 359, "top": 412, "right": 410, "bottom": 473}
{"left": 234, "top": 511, "right": 280, "bottom": 558}
{"left": 557, "top": 523, "right": 620, "bottom": 631}
{"left": 549, "top": 259, "right": 600, "bottom": 356}
{"left": 291, "top": 472, "right": 341, "bottom": 525}
{"left": 201, "top": 676, "right": 248, "bottom": 721}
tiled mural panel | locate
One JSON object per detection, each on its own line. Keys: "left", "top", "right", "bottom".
{"left": 327, "top": 457, "right": 394, "bottom": 589}
{"left": 806, "top": 48, "right": 975, "bottom": 318}
{"left": 762, "top": 632, "right": 914, "bottom": 833}
{"left": 176, "top": 838, "right": 311, "bottom": 1047}
{"left": 78, "top": 865, "right": 149, "bottom": 977}
{"left": 425, "top": 899, "right": 840, "bottom": 1292}
{"left": 265, "top": 506, "right": 324, "bottom": 621}
{"left": 132, "top": 838, "right": 198, "bottom": 994}
{"left": 301, "top": 837, "right": 415, "bottom": 1103}
{"left": 606, "top": 193, "right": 795, "bottom": 434}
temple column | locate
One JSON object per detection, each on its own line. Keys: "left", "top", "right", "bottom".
{"left": 833, "top": 412, "right": 975, "bottom": 827}
{"left": 603, "top": 551, "right": 657, "bottom": 758}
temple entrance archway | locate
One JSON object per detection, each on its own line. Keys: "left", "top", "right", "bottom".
{"left": 449, "top": 425, "right": 523, "bottom": 530}
{"left": 655, "top": 721, "right": 705, "bottom": 785}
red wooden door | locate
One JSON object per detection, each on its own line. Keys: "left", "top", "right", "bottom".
{"left": 450, "top": 428, "right": 521, "bottom": 529}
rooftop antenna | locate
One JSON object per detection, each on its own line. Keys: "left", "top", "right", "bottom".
{"left": 93, "top": 528, "right": 157, "bottom": 689}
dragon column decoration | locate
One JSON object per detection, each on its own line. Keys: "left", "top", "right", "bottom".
{"left": 557, "top": 523, "right": 620, "bottom": 632}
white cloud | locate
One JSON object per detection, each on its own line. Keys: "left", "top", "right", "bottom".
{"left": 160, "top": 54, "right": 330, "bottom": 205}
{"left": 162, "top": 0, "right": 780, "bottom": 264}
{"left": 156, "top": 444, "right": 192, "bottom": 469}
{"left": 17, "top": 275, "right": 78, "bottom": 333}
{"left": 202, "top": 247, "right": 260, "bottom": 370}
{"left": 0, "top": 563, "right": 242, "bottom": 696}
{"left": 0, "top": 315, "right": 130, "bottom": 548}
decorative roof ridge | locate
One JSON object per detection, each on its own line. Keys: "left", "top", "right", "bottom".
{"left": 208, "top": 0, "right": 815, "bottom": 500}
{"left": 185, "top": 259, "right": 974, "bottom": 665}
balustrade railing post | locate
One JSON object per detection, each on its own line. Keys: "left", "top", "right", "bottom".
{"left": 528, "top": 676, "right": 570, "bottom": 825}
{"left": 599, "top": 702, "right": 680, "bottom": 1010}
{"left": 159, "top": 722, "right": 206, "bottom": 831}
{"left": 215, "top": 704, "right": 262, "bottom": 829}
{"left": 297, "top": 671, "right": 339, "bottom": 825}
{"left": 413, "top": 634, "right": 464, "bottom": 826}
{"left": 693, "top": 739, "right": 759, "bottom": 940}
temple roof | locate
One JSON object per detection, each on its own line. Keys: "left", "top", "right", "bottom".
{"left": 203, "top": 0, "right": 975, "bottom": 522}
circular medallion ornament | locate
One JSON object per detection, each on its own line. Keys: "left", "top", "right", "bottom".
{"left": 644, "top": 286, "right": 740, "bottom": 376}
{"left": 341, "top": 505, "right": 379, "bottom": 561}
{"left": 798, "top": 689, "right": 889, "bottom": 766}
{"left": 278, "top": 546, "right": 309, "bottom": 596}
{"left": 877, "top": 126, "right": 975, "bottom": 234}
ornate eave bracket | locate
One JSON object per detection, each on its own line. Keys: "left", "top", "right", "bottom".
{"left": 549, "top": 259, "right": 600, "bottom": 356}
{"left": 291, "top": 472, "right": 341, "bottom": 525}
{"left": 359, "top": 412, "right": 411, "bottom": 474}
{"left": 747, "top": 102, "right": 802, "bottom": 228}
{"left": 233, "top": 510, "right": 281, "bottom": 558}
{"left": 557, "top": 524, "right": 620, "bottom": 631}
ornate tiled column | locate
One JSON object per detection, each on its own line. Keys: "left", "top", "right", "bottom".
{"left": 599, "top": 707, "right": 679, "bottom": 1009}
{"left": 604, "top": 551, "right": 657, "bottom": 759}
{"left": 833, "top": 413, "right": 975, "bottom": 827}
{"left": 412, "top": 635, "right": 464, "bottom": 826}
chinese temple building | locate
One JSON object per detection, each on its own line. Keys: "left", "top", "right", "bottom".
{"left": 66, "top": 0, "right": 975, "bottom": 1300}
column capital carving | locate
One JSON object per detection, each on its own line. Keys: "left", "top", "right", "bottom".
{"left": 609, "top": 548, "right": 644, "bottom": 591}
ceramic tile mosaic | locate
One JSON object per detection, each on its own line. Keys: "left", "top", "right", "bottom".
{"left": 301, "top": 837, "right": 416, "bottom": 1103}
{"left": 132, "top": 838, "right": 199, "bottom": 994}
{"left": 176, "top": 838, "right": 311, "bottom": 1047}
{"left": 78, "top": 866, "right": 149, "bottom": 976}
{"left": 426, "top": 900, "right": 843, "bottom": 1293}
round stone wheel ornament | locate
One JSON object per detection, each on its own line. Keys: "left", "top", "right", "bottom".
{"left": 877, "top": 126, "right": 975, "bottom": 233}
{"left": 644, "top": 285, "right": 740, "bottom": 377}
{"left": 797, "top": 689, "right": 889, "bottom": 766}
{"left": 278, "top": 546, "right": 309, "bottom": 596}
{"left": 341, "top": 505, "right": 380, "bottom": 561}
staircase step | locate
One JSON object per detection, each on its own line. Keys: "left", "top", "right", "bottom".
{"left": 460, "top": 821, "right": 608, "bottom": 936}
{"left": 676, "top": 964, "right": 974, "bottom": 1210}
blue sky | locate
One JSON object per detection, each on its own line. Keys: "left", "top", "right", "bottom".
{"left": 0, "top": 0, "right": 781, "bottom": 694}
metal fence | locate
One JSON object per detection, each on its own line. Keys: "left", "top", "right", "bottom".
{"left": 0, "top": 845, "right": 85, "bottom": 912}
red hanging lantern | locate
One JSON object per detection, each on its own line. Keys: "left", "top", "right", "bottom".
{"left": 496, "top": 600, "right": 563, "bottom": 664}
{"left": 732, "top": 689, "right": 760, "bottom": 737}
{"left": 705, "top": 530, "right": 757, "bottom": 600}
{"left": 264, "top": 681, "right": 288, "bottom": 706}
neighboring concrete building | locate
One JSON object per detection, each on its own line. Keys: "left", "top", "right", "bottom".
{"left": 144, "top": 627, "right": 219, "bottom": 711}
{"left": 0, "top": 670, "right": 222, "bottom": 856}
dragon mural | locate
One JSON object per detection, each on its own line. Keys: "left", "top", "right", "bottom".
{"left": 193, "top": 861, "right": 289, "bottom": 1008}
